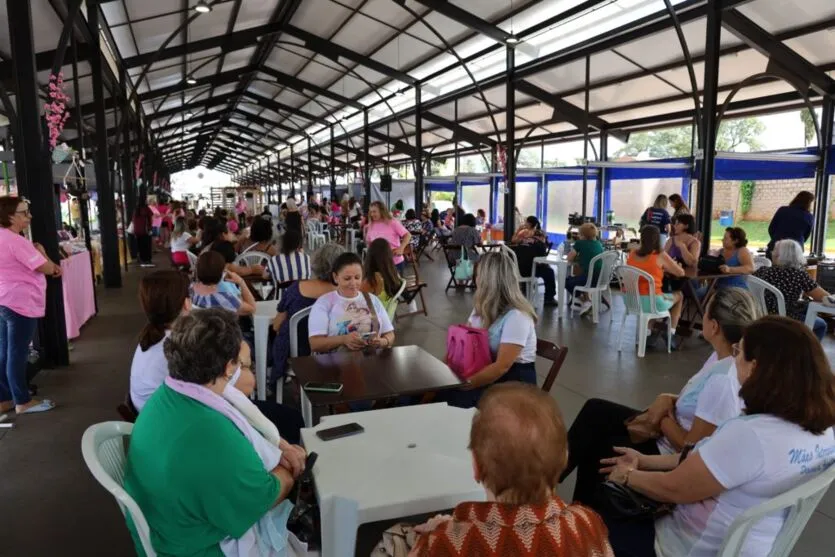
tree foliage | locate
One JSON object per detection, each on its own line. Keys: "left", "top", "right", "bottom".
{"left": 615, "top": 118, "right": 766, "bottom": 158}
{"left": 800, "top": 109, "right": 817, "bottom": 147}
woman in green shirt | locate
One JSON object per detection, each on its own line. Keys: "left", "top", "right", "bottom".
{"left": 566, "top": 223, "right": 605, "bottom": 315}
{"left": 124, "top": 309, "right": 303, "bottom": 556}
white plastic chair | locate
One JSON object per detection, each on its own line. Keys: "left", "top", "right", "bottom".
{"left": 746, "top": 275, "right": 786, "bottom": 316}
{"left": 716, "top": 463, "right": 835, "bottom": 557}
{"left": 289, "top": 306, "right": 313, "bottom": 359}
{"left": 235, "top": 250, "right": 271, "bottom": 270}
{"left": 615, "top": 266, "right": 671, "bottom": 358}
{"left": 501, "top": 245, "right": 539, "bottom": 303}
{"left": 186, "top": 250, "right": 199, "bottom": 277}
{"left": 81, "top": 422, "right": 156, "bottom": 557}
{"left": 753, "top": 255, "right": 772, "bottom": 271}
{"left": 571, "top": 251, "right": 620, "bottom": 324}
{"left": 386, "top": 279, "right": 408, "bottom": 321}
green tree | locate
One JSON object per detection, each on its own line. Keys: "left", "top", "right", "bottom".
{"left": 614, "top": 118, "right": 765, "bottom": 158}
{"left": 801, "top": 109, "right": 817, "bottom": 146}
{"left": 516, "top": 148, "right": 541, "bottom": 169}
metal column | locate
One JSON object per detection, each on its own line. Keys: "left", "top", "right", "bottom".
{"left": 7, "top": 0, "right": 69, "bottom": 365}
{"left": 813, "top": 99, "right": 834, "bottom": 256}
{"left": 363, "top": 109, "right": 371, "bottom": 210}
{"left": 581, "top": 56, "right": 591, "bottom": 217}
{"left": 330, "top": 125, "right": 336, "bottom": 202}
{"left": 597, "top": 130, "right": 608, "bottom": 221}
{"left": 696, "top": 0, "right": 722, "bottom": 255}
{"left": 503, "top": 46, "right": 517, "bottom": 239}
{"left": 88, "top": 1, "right": 121, "bottom": 288}
{"left": 307, "top": 138, "right": 313, "bottom": 201}
{"left": 415, "top": 86, "right": 424, "bottom": 214}
{"left": 290, "top": 144, "right": 295, "bottom": 199}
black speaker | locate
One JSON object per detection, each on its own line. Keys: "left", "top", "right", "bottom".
{"left": 245, "top": 192, "right": 254, "bottom": 199}
{"left": 380, "top": 174, "right": 392, "bottom": 192}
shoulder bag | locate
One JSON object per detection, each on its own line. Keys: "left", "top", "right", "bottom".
{"left": 454, "top": 246, "right": 474, "bottom": 282}
{"left": 446, "top": 324, "right": 492, "bottom": 380}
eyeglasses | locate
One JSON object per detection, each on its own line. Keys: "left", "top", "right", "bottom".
{"left": 15, "top": 209, "right": 31, "bottom": 217}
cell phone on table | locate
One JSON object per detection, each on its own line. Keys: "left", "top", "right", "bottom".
{"left": 361, "top": 331, "right": 376, "bottom": 341}
{"left": 303, "top": 381, "right": 344, "bottom": 394}
{"left": 315, "top": 422, "right": 364, "bottom": 441}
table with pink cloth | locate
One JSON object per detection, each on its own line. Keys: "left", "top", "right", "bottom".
{"left": 61, "top": 251, "right": 96, "bottom": 339}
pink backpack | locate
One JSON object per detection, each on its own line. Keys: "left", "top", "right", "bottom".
{"left": 446, "top": 324, "right": 493, "bottom": 380}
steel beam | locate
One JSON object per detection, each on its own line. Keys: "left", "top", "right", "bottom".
{"left": 722, "top": 9, "right": 835, "bottom": 98}
{"left": 409, "top": 0, "right": 515, "bottom": 44}
{"left": 243, "top": 90, "right": 330, "bottom": 124}
{"left": 504, "top": 46, "right": 516, "bottom": 239}
{"left": 367, "top": 129, "right": 418, "bottom": 158}
{"left": 150, "top": 91, "right": 241, "bottom": 121}
{"left": 136, "top": 65, "right": 257, "bottom": 103}
{"left": 260, "top": 66, "right": 363, "bottom": 110}
{"left": 696, "top": 0, "right": 722, "bottom": 254}
{"left": 8, "top": 0, "right": 69, "bottom": 365}
{"left": 415, "top": 86, "right": 424, "bottom": 214}
{"left": 422, "top": 111, "right": 496, "bottom": 148}
{"left": 364, "top": 110, "right": 370, "bottom": 209}
{"left": 812, "top": 99, "right": 834, "bottom": 255}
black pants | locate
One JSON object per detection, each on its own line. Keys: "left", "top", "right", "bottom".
{"left": 252, "top": 400, "right": 305, "bottom": 445}
{"left": 127, "top": 233, "right": 138, "bottom": 260}
{"left": 561, "top": 398, "right": 660, "bottom": 506}
{"left": 599, "top": 509, "right": 657, "bottom": 557}
{"left": 535, "top": 263, "right": 556, "bottom": 300}
{"left": 136, "top": 234, "right": 152, "bottom": 263}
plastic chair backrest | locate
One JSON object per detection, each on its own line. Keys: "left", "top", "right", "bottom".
{"left": 718, "top": 463, "right": 835, "bottom": 557}
{"left": 745, "top": 275, "right": 786, "bottom": 316}
{"left": 753, "top": 255, "right": 772, "bottom": 271}
{"left": 235, "top": 251, "right": 270, "bottom": 269}
{"left": 289, "top": 306, "right": 313, "bottom": 358}
{"left": 385, "top": 279, "right": 408, "bottom": 320}
{"left": 583, "top": 251, "right": 620, "bottom": 289}
{"left": 186, "top": 250, "right": 198, "bottom": 270}
{"left": 536, "top": 339, "right": 568, "bottom": 394}
{"left": 616, "top": 266, "right": 661, "bottom": 315}
{"left": 81, "top": 422, "right": 156, "bottom": 557}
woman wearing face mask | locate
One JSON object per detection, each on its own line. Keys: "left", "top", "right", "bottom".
{"left": 0, "top": 197, "right": 62, "bottom": 415}
{"left": 308, "top": 252, "right": 395, "bottom": 353}
{"left": 124, "top": 309, "right": 307, "bottom": 556}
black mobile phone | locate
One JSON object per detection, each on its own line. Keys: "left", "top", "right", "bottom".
{"left": 303, "top": 381, "right": 344, "bottom": 394}
{"left": 315, "top": 422, "right": 364, "bottom": 441}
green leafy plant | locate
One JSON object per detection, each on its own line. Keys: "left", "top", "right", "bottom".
{"left": 740, "top": 180, "right": 756, "bottom": 215}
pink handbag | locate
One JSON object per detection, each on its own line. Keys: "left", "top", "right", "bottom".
{"left": 446, "top": 324, "right": 493, "bottom": 380}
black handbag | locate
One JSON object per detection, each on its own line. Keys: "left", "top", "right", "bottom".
{"left": 698, "top": 254, "right": 725, "bottom": 274}
{"left": 287, "top": 452, "right": 321, "bottom": 549}
{"left": 600, "top": 481, "right": 674, "bottom": 521}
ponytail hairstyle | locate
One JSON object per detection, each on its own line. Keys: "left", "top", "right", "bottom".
{"left": 138, "top": 270, "right": 189, "bottom": 351}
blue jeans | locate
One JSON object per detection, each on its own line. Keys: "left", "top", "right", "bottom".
{"left": 565, "top": 274, "right": 588, "bottom": 297}
{"left": 0, "top": 306, "right": 37, "bottom": 406}
{"left": 438, "top": 362, "right": 537, "bottom": 409}
{"left": 813, "top": 317, "right": 827, "bottom": 341}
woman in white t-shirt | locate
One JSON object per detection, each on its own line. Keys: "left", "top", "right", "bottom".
{"left": 308, "top": 252, "right": 395, "bottom": 353}
{"left": 438, "top": 251, "right": 539, "bottom": 409}
{"left": 599, "top": 316, "right": 835, "bottom": 557}
{"left": 561, "top": 287, "right": 761, "bottom": 506}
{"left": 129, "top": 270, "right": 191, "bottom": 411}
{"left": 170, "top": 217, "right": 198, "bottom": 267}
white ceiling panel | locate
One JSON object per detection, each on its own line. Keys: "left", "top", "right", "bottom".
{"left": 331, "top": 14, "right": 393, "bottom": 53}
{"left": 221, "top": 46, "right": 257, "bottom": 73}
{"left": 234, "top": 0, "right": 282, "bottom": 32}
{"left": 784, "top": 31, "right": 835, "bottom": 66}
{"left": 295, "top": 56, "right": 340, "bottom": 87}
{"left": 372, "top": 34, "right": 433, "bottom": 70}
{"left": 189, "top": 3, "right": 237, "bottom": 42}
{"left": 267, "top": 48, "right": 307, "bottom": 75}
{"left": 133, "top": 14, "right": 183, "bottom": 54}
{"left": 124, "top": 2, "right": 175, "bottom": 23}
{"left": 102, "top": 2, "right": 129, "bottom": 26}
{"left": 739, "top": 0, "right": 835, "bottom": 35}
{"left": 292, "top": 0, "right": 357, "bottom": 37}
{"left": 527, "top": 59, "right": 590, "bottom": 96}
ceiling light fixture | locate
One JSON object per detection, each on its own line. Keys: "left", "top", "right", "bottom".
{"left": 186, "top": 111, "right": 194, "bottom": 118}
{"left": 506, "top": 35, "right": 520, "bottom": 45}
{"left": 194, "top": 1, "right": 212, "bottom": 14}
{"left": 186, "top": 76, "right": 197, "bottom": 85}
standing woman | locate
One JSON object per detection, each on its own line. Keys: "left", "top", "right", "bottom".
{"left": 667, "top": 193, "right": 690, "bottom": 229}
{"left": 640, "top": 194, "right": 671, "bottom": 245}
{"left": 365, "top": 201, "right": 411, "bottom": 274}
{"left": 766, "top": 190, "right": 814, "bottom": 259}
{"left": 0, "top": 197, "right": 63, "bottom": 414}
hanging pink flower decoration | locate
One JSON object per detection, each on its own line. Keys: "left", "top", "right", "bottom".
{"left": 43, "top": 72, "right": 71, "bottom": 151}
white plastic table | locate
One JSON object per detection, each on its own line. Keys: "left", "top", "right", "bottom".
{"left": 804, "top": 301, "right": 835, "bottom": 331}
{"left": 534, "top": 255, "right": 571, "bottom": 319}
{"left": 254, "top": 300, "right": 278, "bottom": 402}
{"left": 301, "top": 403, "right": 484, "bottom": 557}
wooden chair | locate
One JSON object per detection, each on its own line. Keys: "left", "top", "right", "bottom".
{"left": 397, "top": 245, "right": 429, "bottom": 318}
{"left": 116, "top": 394, "right": 138, "bottom": 423}
{"left": 537, "top": 339, "right": 568, "bottom": 394}
{"left": 442, "top": 244, "right": 476, "bottom": 291}
{"left": 413, "top": 230, "right": 436, "bottom": 263}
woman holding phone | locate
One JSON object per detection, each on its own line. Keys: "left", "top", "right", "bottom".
{"left": 308, "top": 252, "right": 395, "bottom": 353}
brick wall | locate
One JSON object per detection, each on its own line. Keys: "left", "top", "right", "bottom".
{"left": 710, "top": 178, "right": 825, "bottom": 220}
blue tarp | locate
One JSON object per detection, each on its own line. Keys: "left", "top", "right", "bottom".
{"left": 425, "top": 180, "right": 456, "bottom": 192}
{"left": 709, "top": 157, "right": 817, "bottom": 180}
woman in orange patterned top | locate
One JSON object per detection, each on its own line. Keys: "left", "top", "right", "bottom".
{"left": 408, "top": 383, "right": 613, "bottom": 557}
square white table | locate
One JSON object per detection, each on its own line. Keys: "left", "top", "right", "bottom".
{"left": 805, "top": 301, "right": 835, "bottom": 331}
{"left": 534, "top": 255, "right": 571, "bottom": 319}
{"left": 254, "top": 300, "right": 279, "bottom": 402}
{"left": 300, "top": 403, "right": 484, "bottom": 557}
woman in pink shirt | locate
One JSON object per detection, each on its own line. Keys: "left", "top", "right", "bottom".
{"left": 364, "top": 201, "right": 411, "bottom": 273}
{"left": 0, "top": 197, "right": 63, "bottom": 414}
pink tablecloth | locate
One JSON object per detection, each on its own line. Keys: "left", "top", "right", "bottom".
{"left": 62, "top": 251, "right": 96, "bottom": 339}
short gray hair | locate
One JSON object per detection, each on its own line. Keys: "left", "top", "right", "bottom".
{"left": 311, "top": 242, "right": 346, "bottom": 281}
{"left": 772, "top": 239, "right": 806, "bottom": 270}
{"left": 164, "top": 309, "right": 242, "bottom": 385}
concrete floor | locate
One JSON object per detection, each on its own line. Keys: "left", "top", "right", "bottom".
{"left": 1, "top": 250, "right": 833, "bottom": 556}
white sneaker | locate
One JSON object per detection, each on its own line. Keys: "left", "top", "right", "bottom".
{"left": 580, "top": 300, "right": 593, "bottom": 315}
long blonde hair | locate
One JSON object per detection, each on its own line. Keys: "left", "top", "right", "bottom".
{"left": 474, "top": 252, "right": 537, "bottom": 328}
{"left": 369, "top": 200, "right": 391, "bottom": 222}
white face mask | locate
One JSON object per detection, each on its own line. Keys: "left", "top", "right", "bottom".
{"left": 228, "top": 365, "right": 241, "bottom": 387}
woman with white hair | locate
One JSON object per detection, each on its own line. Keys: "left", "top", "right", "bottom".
{"left": 753, "top": 238, "right": 830, "bottom": 339}
{"left": 439, "top": 251, "right": 539, "bottom": 408}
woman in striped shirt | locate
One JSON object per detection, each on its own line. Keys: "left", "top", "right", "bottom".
{"left": 267, "top": 228, "right": 311, "bottom": 286}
